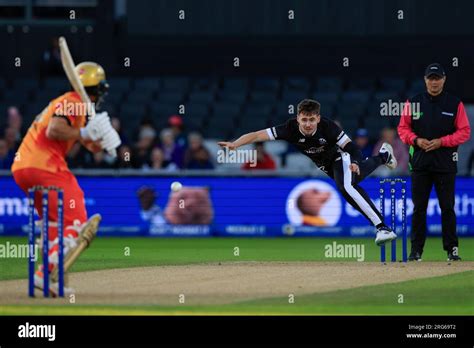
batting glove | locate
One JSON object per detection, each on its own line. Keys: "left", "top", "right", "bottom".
{"left": 100, "top": 127, "right": 122, "bottom": 157}
{"left": 79, "top": 112, "right": 111, "bottom": 141}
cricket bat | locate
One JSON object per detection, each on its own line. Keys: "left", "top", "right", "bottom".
{"left": 58, "top": 36, "right": 96, "bottom": 118}
{"left": 51, "top": 214, "right": 101, "bottom": 283}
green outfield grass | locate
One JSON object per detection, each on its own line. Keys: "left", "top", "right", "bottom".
{"left": 1, "top": 237, "right": 473, "bottom": 281}
{"left": 0, "top": 237, "right": 473, "bottom": 315}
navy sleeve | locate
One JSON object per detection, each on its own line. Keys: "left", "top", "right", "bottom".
{"left": 326, "top": 119, "right": 348, "bottom": 146}
{"left": 325, "top": 118, "right": 362, "bottom": 163}
{"left": 342, "top": 141, "right": 363, "bottom": 164}
{"left": 266, "top": 120, "right": 291, "bottom": 141}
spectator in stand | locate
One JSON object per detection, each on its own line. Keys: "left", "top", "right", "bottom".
{"left": 149, "top": 147, "right": 177, "bottom": 171}
{"left": 66, "top": 142, "right": 84, "bottom": 168}
{"left": 0, "top": 138, "right": 14, "bottom": 169}
{"left": 7, "top": 106, "right": 24, "bottom": 141}
{"left": 372, "top": 127, "right": 409, "bottom": 173}
{"left": 242, "top": 142, "right": 276, "bottom": 170}
{"left": 150, "top": 147, "right": 165, "bottom": 169}
{"left": 4, "top": 127, "right": 20, "bottom": 154}
{"left": 168, "top": 115, "right": 187, "bottom": 148}
{"left": 111, "top": 117, "right": 129, "bottom": 145}
{"left": 184, "top": 132, "right": 214, "bottom": 169}
{"left": 133, "top": 119, "right": 157, "bottom": 168}
{"left": 354, "top": 128, "right": 373, "bottom": 159}
{"left": 86, "top": 151, "right": 112, "bottom": 169}
{"left": 159, "top": 128, "right": 185, "bottom": 169}
{"left": 115, "top": 144, "right": 133, "bottom": 169}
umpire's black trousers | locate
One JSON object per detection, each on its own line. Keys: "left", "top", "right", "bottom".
{"left": 411, "top": 170, "right": 458, "bottom": 253}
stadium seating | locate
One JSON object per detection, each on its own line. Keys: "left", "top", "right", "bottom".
{"left": 253, "top": 77, "right": 280, "bottom": 92}
{"left": 347, "top": 77, "right": 376, "bottom": 91}
{"left": 150, "top": 102, "right": 178, "bottom": 118}
{"left": 406, "top": 79, "right": 425, "bottom": 97}
{"left": 282, "top": 89, "right": 308, "bottom": 103}
{"left": 265, "top": 140, "right": 288, "bottom": 157}
{"left": 379, "top": 77, "right": 406, "bottom": 92}
{"left": 134, "top": 78, "right": 160, "bottom": 93}
{"left": 213, "top": 102, "right": 242, "bottom": 116}
{"left": 192, "top": 77, "right": 219, "bottom": 91}
{"left": 284, "top": 76, "right": 311, "bottom": 91}
{"left": 206, "top": 115, "right": 237, "bottom": 139}
{"left": 285, "top": 153, "right": 315, "bottom": 171}
{"left": 108, "top": 78, "right": 132, "bottom": 94}
{"left": 185, "top": 103, "right": 209, "bottom": 115}
{"left": 317, "top": 76, "right": 342, "bottom": 93}
{"left": 222, "top": 77, "right": 249, "bottom": 91}
{"left": 161, "top": 77, "right": 191, "bottom": 92}
{"left": 269, "top": 113, "right": 293, "bottom": 126}
{"left": 249, "top": 91, "right": 278, "bottom": 104}
{"left": 14, "top": 78, "right": 40, "bottom": 94}
{"left": 218, "top": 91, "right": 247, "bottom": 103}
{"left": 188, "top": 91, "right": 215, "bottom": 103}
{"left": 127, "top": 90, "right": 155, "bottom": 104}
{"left": 203, "top": 139, "right": 221, "bottom": 162}
{"left": 44, "top": 77, "right": 68, "bottom": 91}
{"left": 157, "top": 91, "right": 185, "bottom": 104}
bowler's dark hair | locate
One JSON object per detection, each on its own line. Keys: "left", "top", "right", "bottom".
{"left": 297, "top": 99, "right": 320, "bottom": 116}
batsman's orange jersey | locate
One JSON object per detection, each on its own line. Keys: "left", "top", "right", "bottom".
{"left": 11, "top": 92, "right": 87, "bottom": 173}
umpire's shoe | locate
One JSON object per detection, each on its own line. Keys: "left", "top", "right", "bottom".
{"left": 447, "top": 247, "right": 462, "bottom": 261}
{"left": 408, "top": 250, "right": 422, "bottom": 261}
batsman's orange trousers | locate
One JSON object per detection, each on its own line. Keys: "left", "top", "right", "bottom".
{"left": 13, "top": 168, "right": 88, "bottom": 241}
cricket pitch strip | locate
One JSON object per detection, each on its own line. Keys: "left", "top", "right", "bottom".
{"left": 0, "top": 262, "right": 472, "bottom": 306}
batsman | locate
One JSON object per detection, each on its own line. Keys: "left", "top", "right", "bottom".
{"left": 11, "top": 61, "right": 121, "bottom": 295}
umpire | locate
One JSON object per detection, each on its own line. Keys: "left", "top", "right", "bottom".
{"left": 398, "top": 63, "right": 471, "bottom": 261}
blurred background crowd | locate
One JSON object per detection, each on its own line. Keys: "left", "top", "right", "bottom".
{"left": 1, "top": 86, "right": 473, "bottom": 175}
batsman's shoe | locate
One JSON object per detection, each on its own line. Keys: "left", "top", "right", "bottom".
{"left": 379, "top": 142, "right": 397, "bottom": 169}
{"left": 34, "top": 268, "right": 73, "bottom": 297}
{"left": 447, "top": 247, "right": 462, "bottom": 261}
{"left": 375, "top": 226, "right": 397, "bottom": 246}
{"left": 51, "top": 214, "right": 101, "bottom": 282}
{"left": 39, "top": 230, "right": 79, "bottom": 279}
